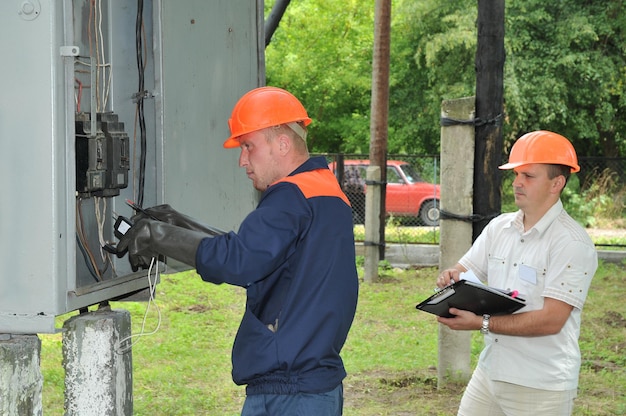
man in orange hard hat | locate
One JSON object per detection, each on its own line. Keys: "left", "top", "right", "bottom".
{"left": 436, "top": 131, "right": 597, "bottom": 415}
{"left": 118, "top": 87, "right": 358, "bottom": 415}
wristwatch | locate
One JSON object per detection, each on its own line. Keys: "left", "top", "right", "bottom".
{"left": 480, "top": 314, "right": 491, "bottom": 334}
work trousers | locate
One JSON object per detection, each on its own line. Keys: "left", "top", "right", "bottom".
{"left": 241, "top": 383, "right": 343, "bottom": 416}
{"left": 458, "top": 365, "right": 577, "bottom": 416}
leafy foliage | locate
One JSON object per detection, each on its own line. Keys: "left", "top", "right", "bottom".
{"left": 389, "top": 0, "right": 477, "bottom": 154}
{"left": 265, "top": 0, "right": 626, "bottom": 157}
{"left": 504, "top": 0, "right": 626, "bottom": 155}
{"left": 562, "top": 168, "right": 626, "bottom": 227}
{"left": 500, "top": 166, "right": 626, "bottom": 227}
{"left": 265, "top": 0, "right": 374, "bottom": 152}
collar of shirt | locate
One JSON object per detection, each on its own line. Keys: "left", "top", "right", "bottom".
{"left": 507, "top": 199, "right": 564, "bottom": 236}
{"left": 288, "top": 156, "right": 328, "bottom": 177}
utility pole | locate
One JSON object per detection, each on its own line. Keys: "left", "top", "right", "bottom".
{"left": 437, "top": 0, "right": 505, "bottom": 388}
{"left": 364, "top": 0, "right": 391, "bottom": 281}
{"left": 474, "top": 0, "right": 505, "bottom": 239}
{"left": 437, "top": 97, "right": 475, "bottom": 387}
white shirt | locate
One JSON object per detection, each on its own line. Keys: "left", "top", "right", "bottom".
{"left": 459, "top": 200, "right": 598, "bottom": 390}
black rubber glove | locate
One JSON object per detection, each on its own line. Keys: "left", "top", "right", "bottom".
{"left": 130, "top": 204, "right": 225, "bottom": 236}
{"left": 116, "top": 218, "right": 210, "bottom": 271}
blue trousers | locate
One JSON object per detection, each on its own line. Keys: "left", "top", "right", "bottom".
{"left": 241, "top": 383, "right": 343, "bottom": 416}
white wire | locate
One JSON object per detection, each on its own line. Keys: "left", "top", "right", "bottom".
{"left": 98, "top": 0, "right": 107, "bottom": 111}
{"left": 115, "top": 257, "right": 162, "bottom": 354}
{"left": 74, "top": 58, "right": 112, "bottom": 108}
{"left": 93, "top": 0, "right": 100, "bottom": 111}
{"left": 102, "top": 62, "right": 113, "bottom": 110}
{"left": 94, "top": 196, "right": 108, "bottom": 262}
{"left": 75, "top": 58, "right": 91, "bottom": 67}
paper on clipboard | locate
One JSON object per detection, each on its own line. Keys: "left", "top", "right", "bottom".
{"left": 422, "top": 270, "right": 484, "bottom": 305}
{"left": 459, "top": 270, "right": 484, "bottom": 285}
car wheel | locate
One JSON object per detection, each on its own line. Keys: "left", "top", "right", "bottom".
{"left": 419, "top": 199, "right": 440, "bottom": 226}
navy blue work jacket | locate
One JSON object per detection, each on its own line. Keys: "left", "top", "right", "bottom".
{"left": 195, "top": 156, "right": 359, "bottom": 395}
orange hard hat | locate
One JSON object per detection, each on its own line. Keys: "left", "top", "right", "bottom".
{"left": 223, "top": 86, "right": 312, "bottom": 148}
{"left": 499, "top": 130, "right": 580, "bottom": 173}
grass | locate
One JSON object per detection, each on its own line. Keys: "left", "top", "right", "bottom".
{"left": 353, "top": 224, "right": 441, "bottom": 245}
{"left": 40, "top": 262, "right": 626, "bottom": 415}
{"left": 353, "top": 224, "right": 626, "bottom": 248}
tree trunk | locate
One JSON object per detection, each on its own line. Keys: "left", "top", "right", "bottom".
{"left": 369, "top": 0, "right": 391, "bottom": 261}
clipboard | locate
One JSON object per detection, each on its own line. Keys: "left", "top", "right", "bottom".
{"left": 416, "top": 280, "right": 526, "bottom": 318}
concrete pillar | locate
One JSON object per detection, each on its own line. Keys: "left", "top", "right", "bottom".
{"left": 0, "top": 334, "right": 43, "bottom": 416}
{"left": 62, "top": 306, "right": 132, "bottom": 416}
{"left": 437, "top": 96, "right": 475, "bottom": 387}
{"left": 364, "top": 165, "right": 382, "bottom": 282}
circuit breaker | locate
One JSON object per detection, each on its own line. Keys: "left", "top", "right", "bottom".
{"left": 75, "top": 112, "right": 130, "bottom": 197}
{"left": 0, "top": 0, "right": 263, "bottom": 334}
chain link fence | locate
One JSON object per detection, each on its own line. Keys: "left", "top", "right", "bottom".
{"left": 319, "top": 153, "right": 626, "bottom": 247}
{"left": 322, "top": 153, "right": 441, "bottom": 226}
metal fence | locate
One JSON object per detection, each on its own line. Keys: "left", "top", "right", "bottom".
{"left": 319, "top": 154, "right": 626, "bottom": 245}
{"left": 322, "top": 153, "right": 441, "bottom": 226}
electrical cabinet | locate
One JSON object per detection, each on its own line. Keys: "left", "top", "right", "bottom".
{"left": 0, "top": 0, "right": 262, "bottom": 334}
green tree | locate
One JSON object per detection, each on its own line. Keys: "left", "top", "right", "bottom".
{"left": 389, "top": 0, "right": 476, "bottom": 154}
{"left": 265, "top": 0, "right": 626, "bottom": 157}
{"left": 504, "top": 0, "right": 626, "bottom": 156}
{"left": 265, "top": 0, "right": 374, "bottom": 152}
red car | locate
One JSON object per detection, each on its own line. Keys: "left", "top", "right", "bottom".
{"left": 329, "top": 159, "right": 440, "bottom": 226}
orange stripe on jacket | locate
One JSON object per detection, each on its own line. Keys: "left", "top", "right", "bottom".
{"left": 275, "top": 169, "right": 351, "bottom": 206}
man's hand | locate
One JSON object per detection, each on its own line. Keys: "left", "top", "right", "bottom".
{"left": 130, "top": 204, "right": 225, "bottom": 236}
{"left": 437, "top": 267, "right": 463, "bottom": 288}
{"left": 116, "top": 218, "right": 210, "bottom": 272}
{"left": 437, "top": 308, "right": 482, "bottom": 331}
{"left": 438, "top": 298, "right": 575, "bottom": 336}
{"left": 116, "top": 218, "right": 162, "bottom": 271}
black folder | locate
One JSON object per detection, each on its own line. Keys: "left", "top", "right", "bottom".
{"left": 416, "top": 279, "right": 526, "bottom": 318}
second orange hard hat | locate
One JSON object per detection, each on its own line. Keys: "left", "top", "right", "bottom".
{"left": 499, "top": 130, "right": 580, "bottom": 173}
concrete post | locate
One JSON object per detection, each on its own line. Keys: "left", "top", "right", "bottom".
{"left": 364, "top": 165, "right": 382, "bottom": 282}
{"left": 437, "top": 96, "right": 475, "bottom": 387}
{"left": 0, "top": 334, "right": 43, "bottom": 416}
{"left": 62, "top": 306, "right": 133, "bottom": 416}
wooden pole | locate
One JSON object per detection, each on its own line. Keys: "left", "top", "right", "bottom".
{"left": 368, "top": 0, "right": 391, "bottom": 265}
{"left": 474, "top": 0, "right": 505, "bottom": 239}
